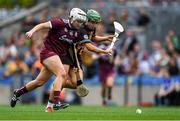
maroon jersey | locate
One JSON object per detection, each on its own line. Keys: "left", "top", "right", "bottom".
{"left": 98, "top": 44, "right": 116, "bottom": 82}
{"left": 40, "top": 18, "right": 81, "bottom": 64}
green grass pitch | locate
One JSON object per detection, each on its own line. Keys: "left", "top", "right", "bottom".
{"left": 0, "top": 105, "right": 180, "bottom": 120}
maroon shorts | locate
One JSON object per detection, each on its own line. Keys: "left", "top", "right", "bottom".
{"left": 40, "top": 48, "right": 57, "bottom": 64}
{"left": 99, "top": 69, "right": 115, "bottom": 82}
{"left": 40, "top": 48, "right": 73, "bottom": 66}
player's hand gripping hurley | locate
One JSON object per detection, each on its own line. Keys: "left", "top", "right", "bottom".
{"left": 109, "top": 21, "right": 124, "bottom": 49}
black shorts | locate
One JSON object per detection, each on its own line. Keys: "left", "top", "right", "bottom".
{"left": 68, "top": 46, "right": 82, "bottom": 69}
{"left": 61, "top": 53, "right": 74, "bottom": 66}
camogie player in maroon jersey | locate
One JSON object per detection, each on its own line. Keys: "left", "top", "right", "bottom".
{"left": 10, "top": 8, "right": 112, "bottom": 110}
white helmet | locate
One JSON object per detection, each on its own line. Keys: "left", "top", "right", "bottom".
{"left": 69, "top": 8, "right": 87, "bottom": 22}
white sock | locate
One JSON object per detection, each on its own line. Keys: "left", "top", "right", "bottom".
{"left": 46, "top": 101, "right": 54, "bottom": 108}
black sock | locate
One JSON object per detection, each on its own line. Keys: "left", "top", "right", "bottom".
{"left": 16, "top": 86, "right": 28, "bottom": 97}
{"left": 108, "top": 87, "right": 112, "bottom": 100}
{"left": 102, "top": 88, "right": 106, "bottom": 105}
{"left": 102, "top": 89, "right": 106, "bottom": 99}
{"left": 54, "top": 91, "right": 60, "bottom": 104}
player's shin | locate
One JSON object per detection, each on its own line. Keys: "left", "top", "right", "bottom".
{"left": 52, "top": 77, "right": 70, "bottom": 110}
{"left": 52, "top": 75, "right": 65, "bottom": 103}
{"left": 107, "top": 86, "right": 112, "bottom": 100}
{"left": 15, "top": 79, "right": 40, "bottom": 97}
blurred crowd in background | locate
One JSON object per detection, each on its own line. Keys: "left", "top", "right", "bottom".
{"left": 0, "top": 0, "right": 180, "bottom": 106}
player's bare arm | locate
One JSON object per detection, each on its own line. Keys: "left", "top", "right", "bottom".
{"left": 25, "top": 22, "right": 51, "bottom": 39}
{"left": 84, "top": 43, "right": 112, "bottom": 55}
{"left": 94, "top": 35, "right": 114, "bottom": 42}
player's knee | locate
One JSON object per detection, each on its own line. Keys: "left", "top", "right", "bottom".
{"left": 56, "top": 71, "right": 67, "bottom": 83}
{"left": 60, "top": 69, "right": 67, "bottom": 78}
